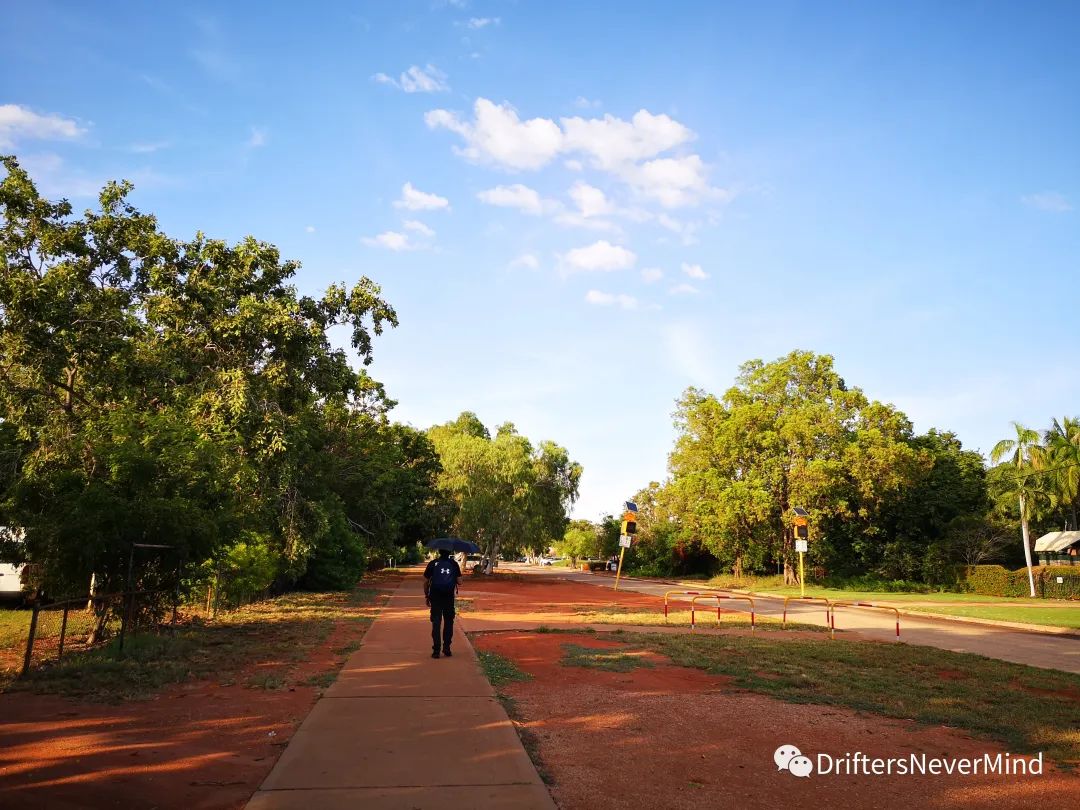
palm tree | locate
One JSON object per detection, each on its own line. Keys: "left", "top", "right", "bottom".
{"left": 1044, "top": 417, "right": 1080, "bottom": 530}
{"left": 990, "top": 422, "right": 1041, "bottom": 597}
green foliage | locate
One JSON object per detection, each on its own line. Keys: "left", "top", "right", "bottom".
{"left": 961, "top": 565, "right": 1080, "bottom": 599}
{"left": 428, "top": 414, "right": 581, "bottom": 568}
{"left": 0, "top": 157, "right": 443, "bottom": 598}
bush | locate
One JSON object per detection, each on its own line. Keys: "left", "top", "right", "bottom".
{"left": 960, "top": 565, "right": 1080, "bottom": 599}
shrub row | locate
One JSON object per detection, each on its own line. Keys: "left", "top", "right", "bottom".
{"left": 961, "top": 565, "right": 1080, "bottom": 599}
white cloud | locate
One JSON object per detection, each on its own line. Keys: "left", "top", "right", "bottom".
{"left": 373, "top": 64, "right": 449, "bottom": 93}
{"left": 561, "top": 109, "right": 694, "bottom": 171}
{"left": 624, "top": 154, "right": 717, "bottom": 208}
{"left": 0, "top": 104, "right": 85, "bottom": 148}
{"left": 467, "top": 17, "right": 500, "bottom": 28}
{"left": 129, "top": 140, "right": 170, "bottom": 154}
{"left": 641, "top": 267, "right": 663, "bottom": 283}
{"left": 509, "top": 253, "right": 540, "bottom": 270}
{"left": 247, "top": 127, "right": 267, "bottom": 148}
{"left": 1021, "top": 192, "right": 1072, "bottom": 213}
{"left": 395, "top": 182, "right": 450, "bottom": 211}
{"left": 682, "top": 262, "right": 708, "bottom": 280}
{"left": 305, "top": 225, "right": 316, "bottom": 233}
{"left": 574, "top": 96, "right": 602, "bottom": 109}
{"left": 362, "top": 231, "right": 414, "bottom": 251}
{"left": 403, "top": 219, "right": 435, "bottom": 237}
{"left": 552, "top": 212, "right": 620, "bottom": 232}
{"left": 426, "top": 98, "right": 732, "bottom": 211}
{"left": 477, "top": 183, "right": 549, "bottom": 215}
{"left": 561, "top": 240, "right": 636, "bottom": 273}
{"left": 426, "top": 98, "right": 563, "bottom": 171}
{"left": 568, "top": 181, "right": 614, "bottom": 217}
{"left": 656, "top": 213, "right": 700, "bottom": 244}
{"left": 585, "top": 290, "right": 638, "bottom": 310}
{"left": 669, "top": 282, "right": 700, "bottom": 295}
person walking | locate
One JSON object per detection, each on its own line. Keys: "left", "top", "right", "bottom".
{"left": 424, "top": 548, "right": 461, "bottom": 658}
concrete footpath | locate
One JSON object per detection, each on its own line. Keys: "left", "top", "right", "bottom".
{"left": 247, "top": 575, "right": 554, "bottom": 810}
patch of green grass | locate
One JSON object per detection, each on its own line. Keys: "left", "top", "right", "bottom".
{"left": 561, "top": 642, "right": 654, "bottom": 673}
{"left": 571, "top": 606, "right": 823, "bottom": 632}
{"left": 247, "top": 671, "right": 288, "bottom": 690}
{"left": 6, "top": 581, "right": 386, "bottom": 700}
{"left": 903, "top": 605, "right": 1080, "bottom": 629}
{"left": 303, "top": 671, "right": 337, "bottom": 689}
{"left": 0, "top": 609, "right": 31, "bottom": 649}
{"left": 476, "top": 649, "right": 532, "bottom": 687}
{"left": 620, "top": 631, "right": 1080, "bottom": 765}
{"left": 696, "top": 582, "right": 1075, "bottom": 606}
{"left": 333, "top": 639, "right": 363, "bottom": 656}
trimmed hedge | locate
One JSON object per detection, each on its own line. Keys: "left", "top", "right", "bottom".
{"left": 961, "top": 565, "right": 1080, "bottom": 599}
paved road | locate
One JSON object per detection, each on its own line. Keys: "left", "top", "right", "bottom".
{"left": 515, "top": 565, "right": 1080, "bottom": 675}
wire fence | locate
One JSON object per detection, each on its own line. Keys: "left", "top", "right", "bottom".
{"left": 20, "top": 590, "right": 177, "bottom": 676}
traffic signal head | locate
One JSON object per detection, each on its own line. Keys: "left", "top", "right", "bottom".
{"left": 621, "top": 520, "right": 637, "bottom": 536}
{"left": 795, "top": 524, "right": 808, "bottom": 540}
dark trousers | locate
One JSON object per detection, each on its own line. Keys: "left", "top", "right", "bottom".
{"left": 430, "top": 593, "right": 455, "bottom": 652}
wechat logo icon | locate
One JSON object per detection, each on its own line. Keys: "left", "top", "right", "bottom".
{"left": 775, "top": 745, "right": 814, "bottom": 778}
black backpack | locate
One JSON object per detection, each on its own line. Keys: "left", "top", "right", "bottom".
{"left": 430, "top": 559, "right": 457, "bottom": 595}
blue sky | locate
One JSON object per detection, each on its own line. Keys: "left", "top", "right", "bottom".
{"left": 2, "top": 1, "right": 1078, "bottom": 520}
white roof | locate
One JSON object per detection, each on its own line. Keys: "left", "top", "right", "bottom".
{"left": 1034, "top": 531, "right": 1080, "bottom": 553}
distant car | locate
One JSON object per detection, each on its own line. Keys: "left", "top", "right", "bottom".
{"left": 539, "top": 557, "right": 554, "bottom": 566}
{"left": 0, "top": 562, "right": 27, "bottom": 604}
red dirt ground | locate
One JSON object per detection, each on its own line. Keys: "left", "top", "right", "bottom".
{"left": 0, "top": 585, "right": 392, "bottom": 810}
{"left": 460, "top": 576, "right": 665, "bottom": 614}
{"left": 474, "top": 631, "right": 1080, "bottom": 810}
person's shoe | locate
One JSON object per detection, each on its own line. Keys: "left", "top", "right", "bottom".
{"left": 442, "top": 648, "right": 452, "bottom": 657}
{"left": 431, "top": 650, "right": 440, "bottom": 659}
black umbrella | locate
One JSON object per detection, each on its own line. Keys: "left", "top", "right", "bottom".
{"left": 425, "top": 537, "right": 481, "bottom": 554}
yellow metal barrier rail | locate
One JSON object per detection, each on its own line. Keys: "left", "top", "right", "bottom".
{"left": 828, "top": 601, "right": 901, "bottom": 641}
{"left": 781, "top": 595, "right": 832, "bottom": 628}
{"left": 690, "top": 594, "right": 756, "bottom": 632}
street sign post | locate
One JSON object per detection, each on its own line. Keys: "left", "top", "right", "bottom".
{"left": 614, "top": 511, "right": 637, "bottom": 591}
{"left": 793, "top": 508, "right": 810, "bottom": 597}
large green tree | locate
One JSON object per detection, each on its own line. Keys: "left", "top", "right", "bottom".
{"left": 428, "top": 413, "right": 581, "bottom": 572}
{"left": 668, "top": 352, "right": 923, "bottom": 584}
{"left": 0, "top": 156, "right": 435, "bottom": 596}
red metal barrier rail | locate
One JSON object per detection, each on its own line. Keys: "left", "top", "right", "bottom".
{"left": 691, "top": 594, "right": 756, "bottom": 632}
{"left": 828, "top": 601, "right": 901, "bottom": 641}
{"left": 781, "top": 595, "right": 832, "bottom": 628}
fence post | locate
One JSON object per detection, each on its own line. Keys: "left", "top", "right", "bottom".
{"left": 21, "top": 598, "right": 41, "bottom": 677}
{"left": 118, "top": 591, "right": 133, "bottom": 655}
{"left": 57, "top": 603, "right": 70, "bottom": 662}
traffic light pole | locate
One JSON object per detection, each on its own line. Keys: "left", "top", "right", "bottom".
{"left": 614, "top": 544, "right": 627, "bottom": 591}
{"left": 799, "top": 550, "right": 805, "bottom": 598}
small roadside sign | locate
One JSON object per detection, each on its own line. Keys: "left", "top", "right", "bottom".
{"left": 795, "top": 539, "right": 808, "bottom": 554}
{"left": 619, "top": 535, "right": 632, "bottom": 548}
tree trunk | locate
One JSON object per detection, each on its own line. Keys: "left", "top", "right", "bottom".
{"left": 732, "top": 554, "right": 743, "bottom": 580}
{"left": 1019, "top": 493, "right": 1037, "bottom": 598}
